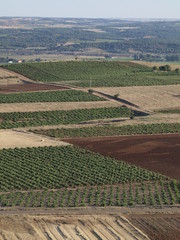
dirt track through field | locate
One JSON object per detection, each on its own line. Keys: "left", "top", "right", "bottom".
{"left": 65, "top": 134, "right": 180, "bottom": 180}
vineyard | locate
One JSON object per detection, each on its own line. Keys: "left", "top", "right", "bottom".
{"left": 0, "top": 90, "right": 105, "bottom": 103}
{"left": 0, "top": 107, "right": 131, "bottom": 129}
{"left": 4, "top": 61, "right": 180, "bottom": 87}
{"left": 32, "top": 123, "right": 180, "bottom": 138}
{"left": 0, "top": 180, "right": 179, "bottom": 208}
{"left": 0, "top": 146, "right": 166, "bottom": 192}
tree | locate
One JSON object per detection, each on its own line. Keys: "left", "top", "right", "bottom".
{"left": 175, "top": 68, "right": 179, "bottom": 73}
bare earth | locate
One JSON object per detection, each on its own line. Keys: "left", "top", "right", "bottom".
{"left": 0, "top": 130, "right": 69, "bottom": 149}
{"left": 66, "top": 134, "right": 180, "bottom": 180}
{"left": 0, "top": 207, "right": 179, "bottom": 240}
{"left": 0, "top": 214, "right": 150, "bottom": 240}
{"left": 0, "top": 101, "right": 118, "bottom": 113}
{"left": 94, "top": 85, "right": 180, "bottom": 111}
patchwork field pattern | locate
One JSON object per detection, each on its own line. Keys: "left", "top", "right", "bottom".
{"left": 4, "top": 61, "right": 180, "bottom": 87}
{"left": 66, "top": 134, "right": 180, "bottom": 180}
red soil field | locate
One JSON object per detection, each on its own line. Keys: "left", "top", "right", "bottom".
{"left": 0, "top": 82, "right": 68, "bottom": 93}
{"left": 128, "top": 214, "right": 180, "bottom": 240}
{"left": 66, "top": 134, "right": 180, "bottom": 180}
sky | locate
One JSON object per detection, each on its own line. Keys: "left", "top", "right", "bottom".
{"left": 0, "top": 0, "right": 180, "bottom": 19}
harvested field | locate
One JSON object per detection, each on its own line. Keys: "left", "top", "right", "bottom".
{"left": 94, "top": 85, "right": 180, "bottom": 111}
{"left": 0, "top": 130, "right": 69, "bottom": 149}
{"left": 0, "top": 67, "right": 24, "bottom": 85}
{"left": 0, "top": 82, "right": 68, "bottom": 93}
{"left": 66, "top": 134, "right": 180, "bottom": 180}
{"left": 0, "top": 101, "right": 118, "bottom": 113}
{"left": 0, "top": 214, "right": 150, "bottom": 240}
{"left": 133, "top": 60, "right": 180, "bottom": 70}
{"left": 128, "top": 214, "right": 180, "bottom": 240}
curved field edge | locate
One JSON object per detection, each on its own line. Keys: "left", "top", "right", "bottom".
{"left": 3, "top": 61, "right": 180, "bottom": 87}
{"left": 31, "top": 123, "right": 180, "bottom": 138}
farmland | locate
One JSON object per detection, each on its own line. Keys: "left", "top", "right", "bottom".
{"left": 0, "top": 107, "right": 131, "bottom": 129}
{"left": 93, "top": 85, "right": 180, "bottom": 111}
{"left": 0, "top": 180, "right": 179, "bottom": 208}
{"left": 4, "top": 61, "right": 180, "bottom": 87}
{"left": 0, "top": 82, "right": 69, "bottom": 93}
{"left": 65, "top": 134, "right": 180, "bottom": 180}
{"left": 33, "top": 122, "right": 180, "bottom": 138}
{"left": 0, "top": 90, "right": 105, "bottom": 103}
{"left": 0, "top": 62, "right": 180, "bottom": 239}
{"left": 0, "top": 146, "right": 165, "bottom": 192}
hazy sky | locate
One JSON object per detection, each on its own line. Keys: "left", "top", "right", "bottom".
{"left": 1, "top": 0, "right": 180, "bottom": 19}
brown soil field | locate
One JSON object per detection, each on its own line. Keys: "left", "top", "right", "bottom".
{"left": 65, "top": 134, "right": 180, "bottom": 180}
{"left": 128, "top": 214, "right": 180, "bottom": 240}
{"left": 0, "top": 101, "right": 118, "bottom": 113}
{"left": 0, "top": 130, "right": 69, "bottom": 149}
{"left": 0, "top": 82, "right": 69, "bottom": 93}
{"left": 93, "top": 85, "right": 180, "bottom": 111}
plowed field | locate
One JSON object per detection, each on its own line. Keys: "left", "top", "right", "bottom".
{"left": 128, "top": 214, "right": 180, "bottom": 240}
{"left": 66, "top": 134, "right": 180, "bottom": 180}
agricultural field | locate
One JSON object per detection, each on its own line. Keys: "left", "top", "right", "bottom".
{"left": 0, "top": 213, "right": 153, "bottom": 240}
{"left": 0, "top": 107, "right": 132, "bottom": 129}
{"left": 65, "top": 134, "right": 180, "bottom": 180}
{"left": 133, "top": 60, "right": 180, "bottom": 70}
{"left": 0, "top": 180, "right": 179, "bottom": 208}
{"left": 0, "top": 101, "right": 118, "bottom": 113}
{"left": 33, "top": 122, "right": 180, "bottom": 138}
{"left": 0, "top": 145, "right": 164, "bottom": 192}
{"left": 0, "top": 61, "right": 180, "bottom": 239}
{"left": 0, "top": 82, "right": 68, "bottom": 93}
{"left": 93, "top": 85, "right": 180, "bottom": 111}
{"left": 0, "top": 90, "right": 105, "bottom": 103}
{"left": 4, "top": 61, "right": 180, "bottom": 87}
{"left": 0, "top": 67, "right": 23, "bottom": 85}
{"left": 0, "top": 130, "right": 69, "bottom": 149}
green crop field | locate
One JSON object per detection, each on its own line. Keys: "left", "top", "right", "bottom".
{"left": 32, "top": 123, "right": 180, "bottom": 138}
{"left": 0, "top": 90, "right": 105, "bottom": 103}
{"left": 1, "top": 145, "right": 178, "bottom": 208}
{"left": 0, "top": 180, "right": 179, "bottom": 208}
{"left": 4, "top": 61, "right": 180, "bottom": 87}
{"left": 0, "top": 107, "right": 131, "bottom": 129}
{"left": 0, "top": 146, "right": 166, "bottom": 192}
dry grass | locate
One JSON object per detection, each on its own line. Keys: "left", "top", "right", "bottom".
{"left": 133, "top": 60, "right": 180, "bottom": 70}
{"left": 0, "top": 101, "right": 118, "bottom": 113}
{"left": 0, "top": 130, "right": 69, "bottom": 149}
{"left": 94, "top": 85, "right": 180, "bottom": 111}
{"left": 0, "top": 67, "right": 33, "bottom": 85}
